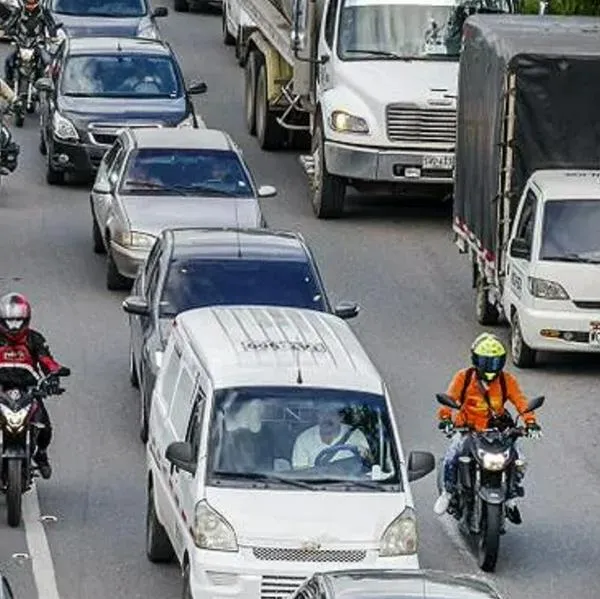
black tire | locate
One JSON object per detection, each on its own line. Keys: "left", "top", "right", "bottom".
{"left": 46, "top": 151, "right": 65, "bottom": 185}
{"left": 106, "top": 249, "right": 131, "bottom": 291}
{"left": 129, "top": 342, "right": 139, "bottom": 388}
{"left": 475, "top": 274, "right": 499, "bottom": 325}
{"left": 222, "top": 7, "right": 235, "bottom": 45}
{"left": 510, "top": 312, "right": 536, "bottom": 368}
{"left": 14, "top": 113, "right": 23, "bottom": 128}
{"left": 39, "top": 130, "right": 47, "bottom": 155}
{"left": 146, "top": 486, "right": 175, "bottom": 562}
{"left": 478, "top": 502, "right": 502, "bottom": 572}
{"left": 173, "top": 0, "right": 189, "bottom": 11}
{"left": 140, "top": 365, "right": 149, "bottom": 443}
{"left": 310, "top": 120, "right": 345, "bottom": 218}
{"left": 6, "top": 459, "right": 23, "bottom": 528}
{"left": 255, "top": 60, "right": 282, "bottom": 150}
{"left": 92, "top": 214, "right": 105, "bottom": 254}
{"left": 244, "top": 51, "right": 257, "bottom": 136}
{"left": 182, "top": 562, "right": 192, "bottom": 599}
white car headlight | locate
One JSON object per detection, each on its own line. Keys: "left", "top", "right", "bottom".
{"left": 52, "top": 112, "right": 79, "bottom": 141}
{"left": 379, "top": 507, "right": 417, "bottom": 556}
{"left": 478, "top": 449, "right": 510, "bottom": 471}
{"left": 114, "top": 231, "right": 156, "bottom": 247}
{"left": 528, "top": 277, "right": 569, "bottom": 300}
{"left": 193, "top": 500, "right": 238, "bottom": 552}
{"left": 330, "top": 110, "right": 369, "bottom": 134}
{"left": 0, "top": 405, "right": 28, "bottom": 430}
{"left": 177, "top": 114, "right": 196, "bottom": 129}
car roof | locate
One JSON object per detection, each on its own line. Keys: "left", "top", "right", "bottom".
{"left": 128, "top": 128, "right": 234, "bottom": 151}
{"left": 530, "top": 169, "right": 600, "bottom": 201}
{"left": 67, "top": 37, "right": 170, "bottom": 56}
{"left": 175, "top": 306, "right": 384, "bottom": 392}
{"left": 166, "top": 228, "right": 308, "bottom": 261}
{"left": 319, "top": 569, "right": 503, "bottom": 599}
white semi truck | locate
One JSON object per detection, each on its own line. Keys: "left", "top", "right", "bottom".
{"left": 236, "top": 0, "right": 514, "bottom": 218}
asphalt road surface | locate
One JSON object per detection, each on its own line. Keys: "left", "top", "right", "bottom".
{"left": 1, "top": 5, "right": 599, "bottom": 599}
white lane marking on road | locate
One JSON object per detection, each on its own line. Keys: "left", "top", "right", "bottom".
{"left": 22, "top": 483, "right": 61, "bottom": 599}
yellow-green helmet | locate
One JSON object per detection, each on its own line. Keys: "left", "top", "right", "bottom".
{"left": 471, "top": 333, "right": 506, "bottom": 382}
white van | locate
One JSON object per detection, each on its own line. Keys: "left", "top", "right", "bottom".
{"left": 145, "top": 305, "right": 435, "bottom": 598}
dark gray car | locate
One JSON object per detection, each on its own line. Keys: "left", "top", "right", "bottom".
{"left": 290, "top": 570, "right": 503, "bottom": 599}
{"left": 122, "top": 227, "right": 360, "bottom": 442}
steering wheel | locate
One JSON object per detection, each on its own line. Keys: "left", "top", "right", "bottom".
{"left": 314, "top": 443, "right": 362, "bottom": 467}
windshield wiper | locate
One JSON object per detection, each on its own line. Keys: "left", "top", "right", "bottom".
{"left": 122, "top": 180, "right": 189, "bottom": 196}
{"left": 344, "top": 49, "right": 406, "bottom": 59}
{"left": 542, "top": 253, "right": 600, "bottom": 264}
{"left": 212, "top": 471, "right": 317, "bottom": 490}
{"left": 177, "top": 184, "right": 238, "bottom": 197}
{"left": 299, "top": 477, "right": 391, "bottom": 490}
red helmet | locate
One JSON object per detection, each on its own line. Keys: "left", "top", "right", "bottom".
{"left": 0, "top": 293, "right": 31, "bottom": 340}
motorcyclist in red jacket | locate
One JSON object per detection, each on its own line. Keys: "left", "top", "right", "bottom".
{"left": 0, "top": 293, "right": 70, "bottom": 479}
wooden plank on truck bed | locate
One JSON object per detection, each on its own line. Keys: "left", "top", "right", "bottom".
{"left": 245, "top": 0, "right": 294, "bottom": 65}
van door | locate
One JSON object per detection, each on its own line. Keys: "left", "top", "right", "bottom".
{"left": 174, "top": 377, "right": 209, "bottom": 552}
{"left": 164, "top": 356, "right": 198, "bottom": 556}
{"left": 503, "top": 186, "right": 539, "bottom": 316}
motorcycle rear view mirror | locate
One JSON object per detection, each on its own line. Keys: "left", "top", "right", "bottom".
{"left": 436, "top": 393, "right": 459, "bottom": 409}
{"left": 523, "top": 395, "right": 545, "bottom": 413}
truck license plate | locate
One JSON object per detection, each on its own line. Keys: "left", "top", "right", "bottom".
{"left": 589, "top": 322, "right": 600, "bottom": 345}
{"left": 422, "top": 154, "right": 454, "bottom": 170}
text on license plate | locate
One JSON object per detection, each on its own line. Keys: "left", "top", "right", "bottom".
{"left": 422, "top": 154, "right": 454, "bottom": 170}
{"left": 589, "top": 321, "right": 600, "bottom": 345}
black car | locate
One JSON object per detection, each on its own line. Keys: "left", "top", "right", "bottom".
{"left": 122, "top": 227, "right": 360, "bottom": 442}
{"left": 49, "top": 0, "right": 168, "bottom": 39}
{"left": 35, "top": 37, "right": 207, "bottom": 185}
{"left": 290, "top": 570, "right": 503, "bottom": 599}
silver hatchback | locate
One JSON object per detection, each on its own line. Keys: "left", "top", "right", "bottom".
{"left": 90, "top": 127, "right": 275, "bottom": 290}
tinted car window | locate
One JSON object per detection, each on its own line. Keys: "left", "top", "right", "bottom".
{"left": 53, "top": 0, "right": 146, "bottom": 17}
{"left": 161, "top": 259, "right": 327, "bottom": 314}
{"left": 120, "top": 149, "right": 254, "bottom": 198}
{"left": 61, "top": 54, "right": 180, "bottom": 98}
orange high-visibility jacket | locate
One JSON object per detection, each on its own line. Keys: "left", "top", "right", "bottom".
{"left": 437, "top": 368, "right": 537, "bottom": 432}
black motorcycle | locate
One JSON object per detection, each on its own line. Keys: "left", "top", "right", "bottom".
{"left": 0, "top": 105, "right": 20, "bottom": 181}
{"left": 435, "top": 392, "right": 544, "bottom": 572}
{"left": 10, "top": 27, "right": 46, "bottom": 127}
{"left": 0, "top": 368, "right": 66, "bottom": 527}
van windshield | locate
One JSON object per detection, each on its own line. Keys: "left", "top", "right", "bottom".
{"left": 206, "top": 387, "right": 402, "bottom": 491}
{"left": 540, "top": 199, "right": 600, "bottom": 264}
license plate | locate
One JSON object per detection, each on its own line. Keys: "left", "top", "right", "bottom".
{"left": 589, "top": 322, "right": 600, "bottom": 345}
{"left": 422, "top": 154, "right": 454, "bottom": 170}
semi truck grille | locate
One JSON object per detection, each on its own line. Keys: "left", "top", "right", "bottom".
{"left": 253, "top": 546, "right": 366, "bottom": 562}
{"left": 261, "top": 575, "right": 307, "bottom": 599}
{"left": 386, "top": 105, "right": 456, "bottom": 145}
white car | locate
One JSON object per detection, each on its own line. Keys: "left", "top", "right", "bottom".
{"left": 145, "top": 305, "right": 435, "bottom": 598}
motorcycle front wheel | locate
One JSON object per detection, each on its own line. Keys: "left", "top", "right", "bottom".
{"left": 478, "top": 502, "right": 501, "bottom": 572}
{"left": 6, "top": 459, "right": 23, "bottom": 527}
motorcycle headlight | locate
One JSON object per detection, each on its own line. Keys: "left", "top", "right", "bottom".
{"left": 52, "top": 112, "right": 79, "bottom": 141}
{"left": 193, "top": 500, "right": 238, "bottom": 551}
{"left": 18, "top": 48, "right": 34, "bottom": 61}
{"left": 478, "top": 449, "right": 510, "bottom": 471}
{"left": 379, "top": 507, "right": 418, "bottom": 556}
{"left": 114, "top": 230, "right": 156, "bottom": 247}
{"left": 0, "top": 405, "right": 28, "bottom": 430}
{"left": 177, "top": 114, "right": 196, "bottom": 129}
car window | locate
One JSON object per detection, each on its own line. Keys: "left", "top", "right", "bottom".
{"left": 146, "top": 258, "right": 163, "bottom": 307}
{"left": 61, "top": 54, "right": 180, "bottom": 98}
{"left": 185, "top": 387, "right": 207, "bottom": 460}
{"left": 143, "top": 239, "right": 161, "bottom": 292}
{"left": 515, "top": 189, "right": 537, "bottom": 247}
{"left": 160, "top": 343, "right": 181, "bottom": 408}
{"left": 169, "top": 365, "right": 196, "bottom": 439}
{"left": 160, "top": 258, "right": 327, "bottom": 315}
{"left": 120, "top": 148, "right": 254, "bottom": 198}
{"left": 53, "top": 0, "right": 146, "bottom": 17}
{"left": 108, "top": 145, "right": 127, "bottom": 185}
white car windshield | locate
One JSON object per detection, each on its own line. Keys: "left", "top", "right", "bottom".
{"left": 337, "top": 0, "right": 512, "bottom": 60}
{"left": 540, "top": 199, "right": 600, "bottom": 264}
{"left": 206, "top": 386, "right": 402, "bottom": 491}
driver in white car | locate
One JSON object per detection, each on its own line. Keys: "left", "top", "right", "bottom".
{"left": 291, "top": 402, "right": 371, "bottom": 469}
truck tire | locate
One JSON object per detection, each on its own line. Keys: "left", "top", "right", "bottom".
{"left": 222, "top": 6, "right": 235, "bottom": 45}
{"left": 311, "top": 120, "right": 345, "bottom": 218}
{"left": 510, "top": 312, "right": 536, "bottom": 368}
{"left": 173, "top": 0, "right": 189, "bottom": 12}
{"left": 244, "top": 51, "right": 258, "bottom": 135}
{"left": 255, "top": 60, "right": 283, "bottom": 150}
{"left": 475, "top": 275, "right": 499, "bottom": 325}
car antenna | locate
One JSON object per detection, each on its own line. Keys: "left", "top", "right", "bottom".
{"left": 293, "top": 347, "right": 303, "bottom": 384}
